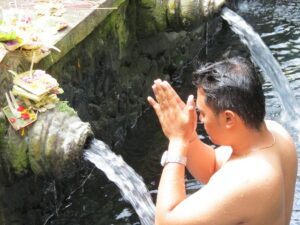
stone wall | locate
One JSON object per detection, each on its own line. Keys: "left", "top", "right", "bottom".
{"left": 48, "top": 0, "right": 226, "bottom": 151}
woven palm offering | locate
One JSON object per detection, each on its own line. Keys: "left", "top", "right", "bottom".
{"left": 0, "top": 7, "right": 66, "bottom": 62}
{"left": 2, "top": 70, "right": 64, "bottom": 131}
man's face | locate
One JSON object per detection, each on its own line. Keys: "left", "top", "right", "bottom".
{"left": 196, "top": 88, "right": 224, "bottom": 144}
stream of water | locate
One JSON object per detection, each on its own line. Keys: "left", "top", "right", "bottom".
{"left": 84, "top": 139, "right": 155, "bottom": 225}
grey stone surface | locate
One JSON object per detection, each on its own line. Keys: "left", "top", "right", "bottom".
{"left": 0, "top": 0, "right": 118, "bottom": 69}
{"left": 27, "top": 107, "right": 93, "bottom": 178}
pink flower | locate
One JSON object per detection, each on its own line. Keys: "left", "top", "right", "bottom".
{"left": 9, "top": 117, "right": 16, "bottom": 123}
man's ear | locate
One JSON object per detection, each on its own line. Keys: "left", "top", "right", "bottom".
{"left": 223, "top": 110, "right": 236, "bottom": 128}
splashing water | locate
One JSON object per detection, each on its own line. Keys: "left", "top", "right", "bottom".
{"left": 84, "top": 139, "right": 155, "bottom": 225}
{"left": 221, "top": 7, "right": 300, "bottom": 121}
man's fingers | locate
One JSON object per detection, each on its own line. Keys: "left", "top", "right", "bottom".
{"left": 147, "top": 96, "right": 158, "bottom": 109}
{"left": 186, "top": 95, "right": 195, "bottom": 107}
{"left": 154, "top": 79, "right": 162, "bottom": 83}
{"left": 147, "top": 96, "right": 162, "bottom": 115}
{"left": 165, "top": 82, "right": 185, "bottom": 108}
{"left": 161, "top": 81, "right": 182, "bottom": 110}
{"left": 151, "top": 79, "right": 187, "bottom": 113}
{"left": 147, "top": 96, "right": 165, "bottom": 125}
{"left": 152, "top": 83, "right": 166, "bottom": 108}
{"left": 186, "top": 95, "right": 196, "bottom": 113}
{"left": 186, "top": 95, "right": 197, "bottom": 127}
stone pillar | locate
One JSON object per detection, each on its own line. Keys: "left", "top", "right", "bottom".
{"left": 136, "top": 0, "right": 227, "bottom": 36}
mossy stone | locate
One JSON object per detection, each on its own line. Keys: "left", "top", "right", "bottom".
{"left": 56, "top": 101, "right": 77, "bottom": 116}
{"left": 6, "top": 128, "right": 29, "bottom": 176}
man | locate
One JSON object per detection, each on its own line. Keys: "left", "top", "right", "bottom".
{"left": 147, "top": 57, "right": 297, "bottom": 225}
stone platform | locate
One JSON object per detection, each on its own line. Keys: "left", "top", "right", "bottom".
{"left": 0, "top": 0, "right": 121, "bottom": 70}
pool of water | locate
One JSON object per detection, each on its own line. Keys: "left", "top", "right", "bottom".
{"left": 47, "top": 0, "right": 300, "bottom": 224}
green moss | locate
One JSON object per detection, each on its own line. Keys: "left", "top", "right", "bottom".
{"left": 28, "top": 133, "right": 44, "bottom": 176}
{"left": 44, "top": 134, "right": 57, "bottom": 174}
{"left": 44, "top": 135, "right": 56, "bottom": 158}
{"left": 1, "top": 114, "right": 29, "bottom": 176}
{"left": 153, "top": 3, "right": 168, "bottom": 31}
{"left": 112, "top": 0, "right": 127, "bottom": 8}
{"left": 7, "top": 129, "right": 29, "bottom": 176}
{"left": 136, "top": 0, "right": 167, "bottom": 37}
{"left": 101, "top": 3, "right": 131, "bottom": 57}
{"left": 0, "top": 116, "right": 6, "bottom": 152}
{"left": 0, "top": 116, "right": 9, "bottom": 177}
{"left": 56, "top": 101, "right": 77, "bottom": 116}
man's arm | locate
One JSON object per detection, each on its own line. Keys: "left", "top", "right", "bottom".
{"left": 186, "top": 134, "right": 234, "bottom": 183}
{"left": 186, "top": 134, "right": 217, "bottom": 184}
{"left": 155, "top": 139, "right": 187, "bottom": 224}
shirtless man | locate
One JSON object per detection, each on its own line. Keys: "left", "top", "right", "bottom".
{"left": 147, "top": 57, "right": 298, "bottom": 225}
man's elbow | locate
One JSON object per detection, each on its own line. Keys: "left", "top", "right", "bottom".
{"left": 155, "top": 214, "right": 170, "bottom": 225}
{"left": 155, "top": 210, "right": 179, "bottom": 225}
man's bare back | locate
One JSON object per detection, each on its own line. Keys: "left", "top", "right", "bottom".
{"left": 213, "top": 120, "right": 297, "bottom": 225}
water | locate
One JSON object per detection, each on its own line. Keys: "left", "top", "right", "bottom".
{"left": 84, "top": 139, "right": 155, "bottom": 225}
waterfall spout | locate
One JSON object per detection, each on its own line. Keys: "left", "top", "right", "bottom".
{"left": 201, "top": 0, "right": 227, "bottom": 16}
{"left": 2, "top": 104, "right": 93, "bottom": 178}
{"left": 139, "top": 0, "right": 227, "bottom": 31}
{"left": 167, "top": 0, "right": 227, "bottom": 28}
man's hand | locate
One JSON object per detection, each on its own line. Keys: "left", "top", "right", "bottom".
{"left": 147, "top": 79, "right": 197, "bottom": 146}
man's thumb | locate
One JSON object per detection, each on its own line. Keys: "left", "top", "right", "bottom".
{"left": 186, "top": 95, "right": 195, "bottom": 108}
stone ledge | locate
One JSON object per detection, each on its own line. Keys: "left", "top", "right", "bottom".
{"left": 0, "top": 0, "right": 124, "bottom": 70}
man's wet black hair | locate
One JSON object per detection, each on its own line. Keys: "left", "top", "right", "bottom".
{"left": 192, "top": 56, "right": 265, "bottom": 130}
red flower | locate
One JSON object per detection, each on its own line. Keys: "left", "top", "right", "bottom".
{"left": 21, "top": 113, "right": 30, "bottom": 120}
{"left": 17, "top": 106, "right": 25, "bottom": 112}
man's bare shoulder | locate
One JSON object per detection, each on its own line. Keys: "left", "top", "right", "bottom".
{"left": 174, "top": 162, "right": 277, "bottom": 225}
{"left": 184, "top": 155, "right": 283, "bottom": 225}
{"left": 211, "top": 151, "right": 280, "bottom": 186}
{"left": 266, "top": 120, "right": 292, "bottom": 139}
{"left": 266, "top": 120, "right": 296, "bottom": 155}
{"left": 214, "top": 146, "right": 232, "bottom": 170}
{"left": 207, "top": 152, "right": 284, "bottom": 214}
